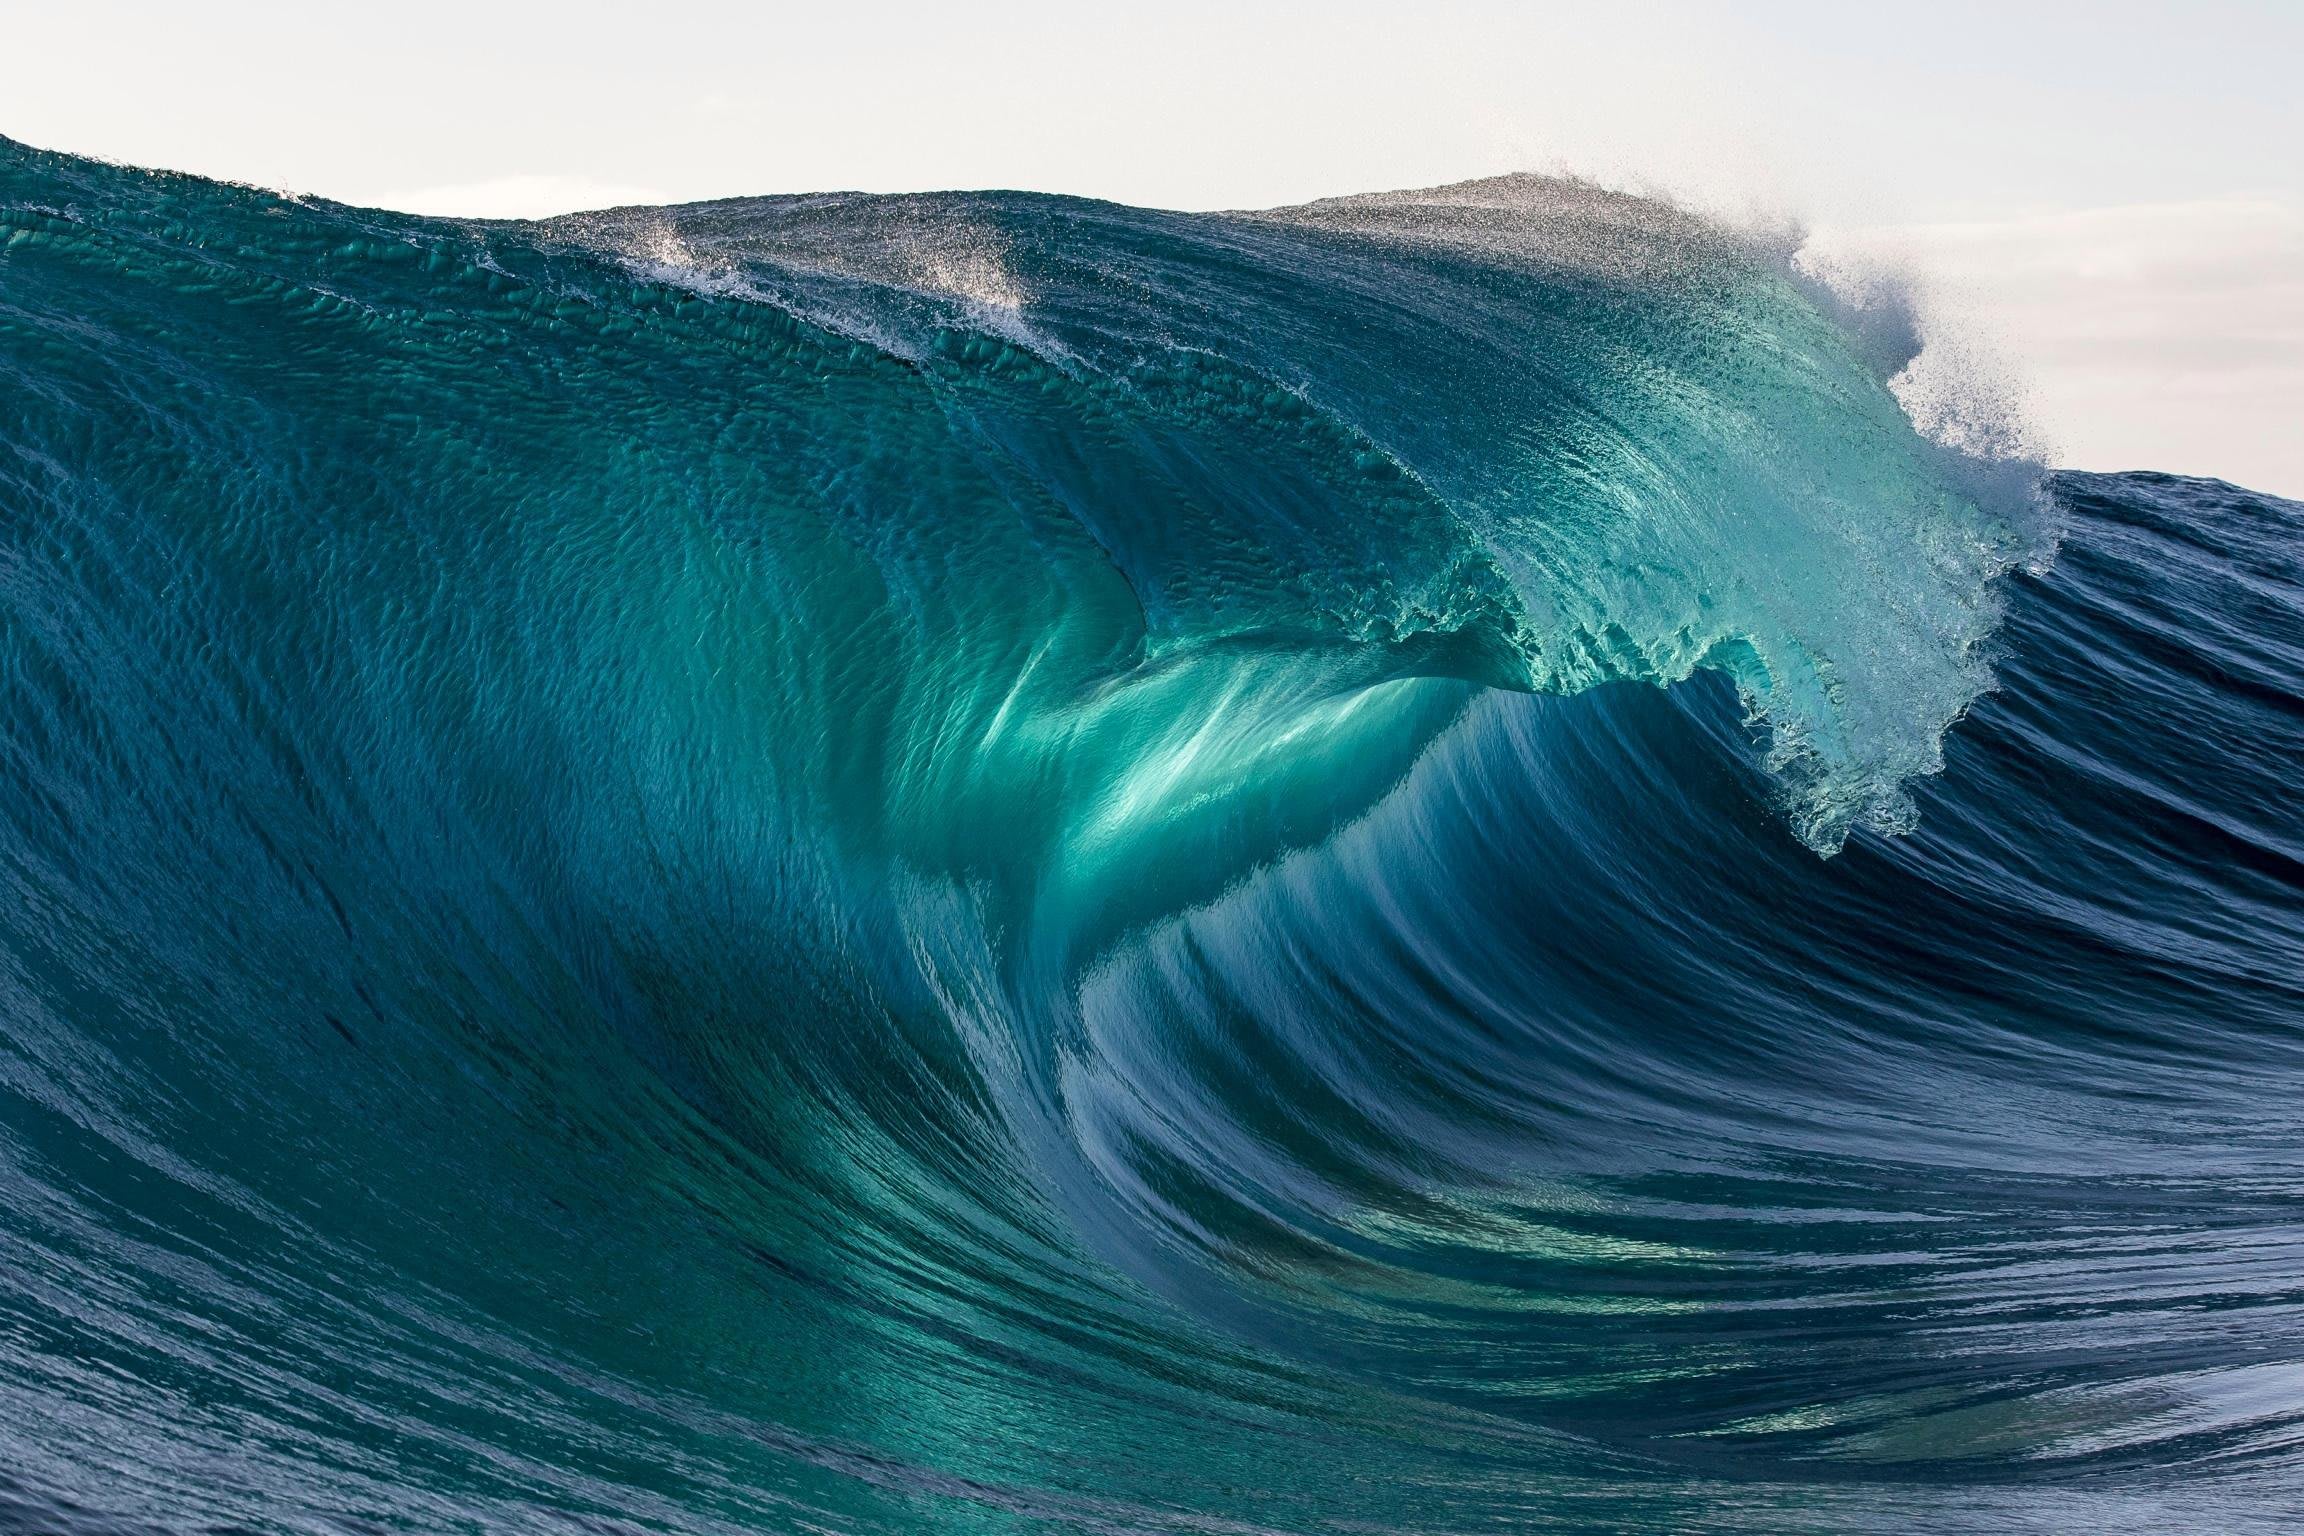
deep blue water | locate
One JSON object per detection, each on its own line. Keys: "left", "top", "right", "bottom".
{"left": 1, "top": 137, "right": 2300, "bottom": 1533}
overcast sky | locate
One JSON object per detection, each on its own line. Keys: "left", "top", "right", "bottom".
{"left": 10, "top": 1, "right": 2299, "bottom": 493}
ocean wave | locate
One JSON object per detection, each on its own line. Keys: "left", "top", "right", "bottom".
{"left": 1, "top": 136, "right": 2298, "bottom": 1534}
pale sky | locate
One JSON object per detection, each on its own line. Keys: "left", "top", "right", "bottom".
{"left": 9, "top": 1, "right": 2300, "bottom": 494}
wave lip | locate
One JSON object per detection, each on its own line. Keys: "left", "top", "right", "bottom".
{"left": 560, "top": 169, "right": 2056, "bottom": 854}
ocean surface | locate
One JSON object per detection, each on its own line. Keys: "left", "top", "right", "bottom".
{"left": 2, "top": 136, "right": 2300, "bottom": 1534}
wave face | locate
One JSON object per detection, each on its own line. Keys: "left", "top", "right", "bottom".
{"left": 3, "top": 137, "right": 2301, "bottom": 1534}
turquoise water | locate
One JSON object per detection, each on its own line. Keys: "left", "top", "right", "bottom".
{"left": 2, "top": 138, "right": 2301, "bottom": 1532}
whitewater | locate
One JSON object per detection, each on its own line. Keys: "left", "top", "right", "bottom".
{"left": 1, "top": 135, "right": 2301, "bottom": 1534}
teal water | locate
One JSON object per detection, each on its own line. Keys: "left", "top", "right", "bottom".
{"left": 2, "top": 138, "right": 2302, "bottom": 1533}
